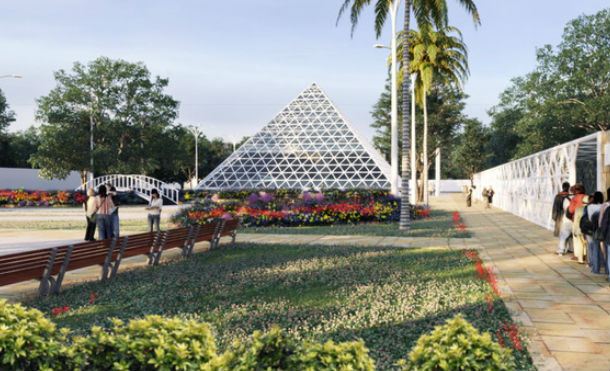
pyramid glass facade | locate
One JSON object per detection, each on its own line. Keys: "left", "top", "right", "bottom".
{"left": 197, "top": 83, "right": 391, "bottom": 190}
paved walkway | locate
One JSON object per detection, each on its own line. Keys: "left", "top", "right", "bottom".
{"left": 0, "top": 195, "right": 608, "bottom": 370}
{"left": 450, "top": 196, "right": 610, "bottom": 371}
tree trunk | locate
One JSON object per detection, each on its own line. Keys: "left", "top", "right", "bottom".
{"left": 399, "top": 0, "right": 412, "bottom": 230}
{"left": 410, "top": 73, "right": 418, "bottom": 205}
{"left": 423, "top": 88, "right": 429, "bottom": 206}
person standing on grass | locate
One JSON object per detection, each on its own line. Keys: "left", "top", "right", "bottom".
{"left": 146, "top": 189, "right": 163, "bottom": 232}
{"left": 84, "top": 188, "right": 97, "bottom": 241}
{"left": 109, "top": 186, "right": 120, "bottom": 237}
{"left": 94, "top": 185, "right": 114, "bottom": 240}
{"left": 552, "top": 182, "right": 571, "bottom": 237}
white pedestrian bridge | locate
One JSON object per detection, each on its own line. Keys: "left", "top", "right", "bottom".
{"left": 473, "top": 131, "right": 609, "bottom": 230}
{"left": 76, "top": 174, "right": 180, "bottom": 204}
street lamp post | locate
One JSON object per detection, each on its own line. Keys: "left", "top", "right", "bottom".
{"left": 188, "top": 126, "right": 202, "bottom": 188}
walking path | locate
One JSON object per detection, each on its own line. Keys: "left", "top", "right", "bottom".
{"left": 450, "top": 196, "right": 609, "bottom": 371}
{"left": 0, "top": 195, "right": 608, "bottom": 370}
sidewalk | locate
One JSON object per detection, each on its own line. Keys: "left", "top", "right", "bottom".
{"left": 450, "top": 195, "right": 609, "bottom": 371}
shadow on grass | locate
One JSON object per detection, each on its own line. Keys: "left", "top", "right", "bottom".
{"left": 26, "top": 241, "right": 532, "bottom": 371}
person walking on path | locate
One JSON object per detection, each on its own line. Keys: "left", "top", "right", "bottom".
{"left": 552, "top": 182, "right": 571, "bottom": 237}
{"left": 146, "top": 189, "right": 163, "bottom": 232}
{"left": 556, "top": 190, "right": 574, "bottom": 256}
{"left": 486, "top": 187, "right": 494, "bottom": 208}
{"left": 482, "top": 187, "right": 489, "bottom": 208}
{"left": 109, "top": 186, "right": 120, "bottom": 238}
{"left": 572, "top": 190, "right": 589, "bottom": 264}
{"left": 580, "top": 191, "right": 603, "bottom": 273}
{"left": 597, "top": 187, "right": 610, "bottom": 279}
{"left": 466, "top": 186, "right": 473, "bottom": 207}
{"left": 84, "top": 188, "right": 97, "bottom": 241}
{"left": 94, "top": 185, "right": 115, "bottom": 240}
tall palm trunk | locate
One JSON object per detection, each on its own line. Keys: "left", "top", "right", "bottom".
{"left": 399, "top": 0, "right": 412, "bottom": 230}
{"left": 423, "top": 87, "right": 428, "bottom": 206}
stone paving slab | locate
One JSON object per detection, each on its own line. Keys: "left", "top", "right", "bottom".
{"left": 450, "top": 195, "right": 610, "bottom": 371}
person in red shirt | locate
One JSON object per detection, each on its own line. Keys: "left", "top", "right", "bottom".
{"left": 567, "top": 184, "right": 586, "bottom": 220}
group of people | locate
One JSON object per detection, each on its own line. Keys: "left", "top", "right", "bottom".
{"left": 83, "top": 186, "right": 164, "bottom": 241}
{"left": 465, "top": 185, "right": 494, "bottom": 208}
{"left": 553, "top": 182, "right": 610, "bottom": 278}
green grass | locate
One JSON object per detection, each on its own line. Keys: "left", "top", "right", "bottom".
{"left": 243, "top": 209, "right": 470, "bottom": 238}
{"left": 27, "top": 242, "right": 532, "bottom": 370}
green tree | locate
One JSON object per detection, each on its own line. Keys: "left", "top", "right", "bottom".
{"left": 0, "top": 88, "right": 16, "bottom": 165}
{"left": 488, "top": 8, "right": 608, "bottom": 159}
{"left": 452, "top": 118, "right": 489, "bottom": 184}
{"left": 32, "top": 57, "right": 179, "bottom": 182}
{"left": 338, "top": 0, "right": 479, "bottom": 229}
{"left": 398, "top": 23, "right": 468, "bottom": 201}
{"left": 1, "top": 127, "right": 41, "bottom": 168}
{"left": 371, "top": 78, "right": 467, "bottom": 180}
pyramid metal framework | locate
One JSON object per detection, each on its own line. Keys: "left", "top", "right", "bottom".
{"left": 197, "top": 83, "right": 392, "bottom": 190}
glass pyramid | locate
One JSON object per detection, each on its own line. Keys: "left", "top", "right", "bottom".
{"left": 197, "top": 83, "right": 391, "bottom": 190}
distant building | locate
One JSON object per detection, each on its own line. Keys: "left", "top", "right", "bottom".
{"left": 197, "top": 83, "right": 391, "bottom": 190}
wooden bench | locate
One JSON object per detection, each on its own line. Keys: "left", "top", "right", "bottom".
{"left": 0, "top": 219, "right": 239, "bottom": 296}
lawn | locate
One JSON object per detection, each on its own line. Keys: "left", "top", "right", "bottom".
{"left": 28, "top": 242, "right": 532, "bottom": 370}
{"left": 243, "top": 209, "right": 470, "bottom": 238}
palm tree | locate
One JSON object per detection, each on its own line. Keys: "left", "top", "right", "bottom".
{"left": 338, "top": 0, "right": 479, "bottom": 230}
{"left": 398, "top": 23, "right": 469, "bottom": 203}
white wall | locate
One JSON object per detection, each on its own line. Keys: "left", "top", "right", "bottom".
{"left": 0, "top": 168, "right": 81, "bottom": 190}
{"left": 438, "top": 179, "right": 470, "bottom": 193}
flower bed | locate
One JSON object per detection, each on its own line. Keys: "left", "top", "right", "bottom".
{"left": 175, "top": 190, "right": 429, "bottom": 228}
{"left": 0, "top": 189, "right": 86, "bottom": 207}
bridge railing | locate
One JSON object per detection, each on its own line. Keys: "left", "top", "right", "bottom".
{"left": 77, "top": 174, "right": 180, "bottom": 205}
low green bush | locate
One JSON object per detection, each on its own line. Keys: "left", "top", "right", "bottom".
{"left": 212, "top": 326, "right": 375, "bottom": 371}
{"left": 399, "top": 314, "right": 514, "bottom": 371}
{"left": 295, "top": 339, "right": 376, "bottom": 371}
{"left": 78, "top": 315, "right": 217, "bottom": 371}
{"left": 0, "top": 299, "right": 66, "bottom": 371}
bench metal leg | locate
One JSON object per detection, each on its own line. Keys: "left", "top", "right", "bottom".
{"left": 102, "top": 238, "right": 118, "bottom": 282}
{"left": 187, "top": 224, "right": 201, "bottom": 257}
{"left": 148, "top": 231, "right": 162, "bottom": 265}
{"left": 212, "top": 220, "right": 226, "bottom": 249}
{"left": 51, "top": 245, "right": 73, "bottom": 294}
{"left": 181, "top": 226, "right": 194, "bottom": 257}
{"left": 153, "top": 231, "right": 168, "bottom": 266}
{"left": 38, "top": 248, "right": 58, "bottom": 297}
{"left": 110, "top": 236, "right": 128, "bottom": 279}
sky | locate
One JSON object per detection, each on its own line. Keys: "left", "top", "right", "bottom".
{"left": 1, "top": 0, "right": 608, "bottom": 144}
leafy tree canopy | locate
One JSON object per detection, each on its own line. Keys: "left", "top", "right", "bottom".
{"left": 32, "top": 57, "right": 179, "bottom": 180}
{"left": 488, "top": 8, "right": 609, "bottom": 160}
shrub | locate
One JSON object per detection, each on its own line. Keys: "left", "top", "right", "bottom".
{"left": 212, "top": 326, "right": 376, "bottom": 371}
{"left": 212, "top": 326, "right": 298, "bottom": 371}
{"left": 399, "top": 314, "right": 514, "bottom": 371}
{"left": 79, "top": 315, "right": 217, "bottom": 371}
{"left": 0, "top": 299, "right": 66, "bottom": 371}
{"left": 295, "top": 339, "right": 376, "bottom": 371}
